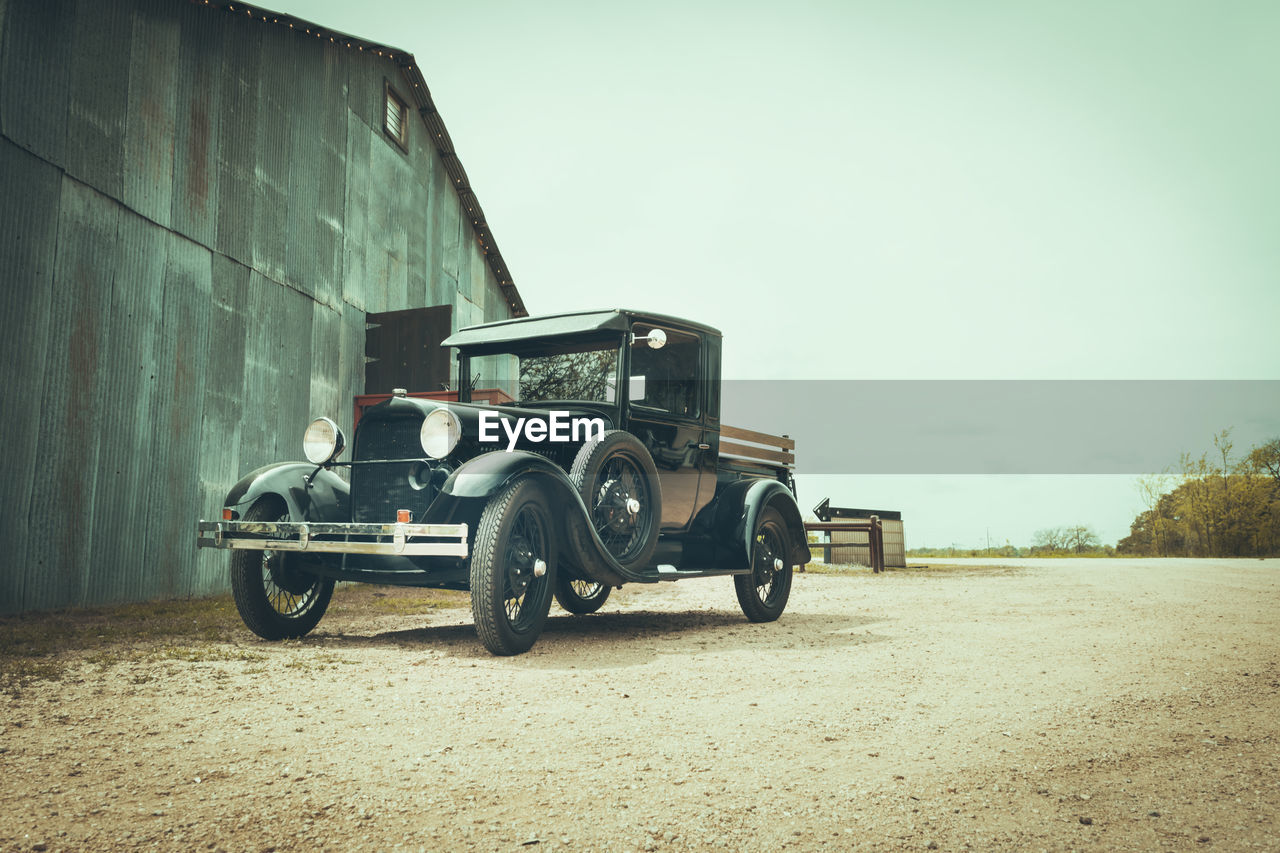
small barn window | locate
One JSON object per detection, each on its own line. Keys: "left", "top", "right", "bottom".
{"left": 384, "top": 82, "right": 408, "bottom": 151}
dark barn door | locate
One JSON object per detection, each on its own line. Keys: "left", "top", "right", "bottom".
{"left": 364, "top": 305, "right": 453, "bottom": 393}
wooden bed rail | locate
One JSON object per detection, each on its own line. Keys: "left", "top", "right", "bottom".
{"left": 719, "top": 424, "right": 795, "bottom": 468}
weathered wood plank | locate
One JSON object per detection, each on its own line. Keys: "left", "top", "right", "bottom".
{"left": 721, "top": 424, "right": 796, "bottom": 450}
{"left": 719, "top": 440, "right": 795, "bottom": 466}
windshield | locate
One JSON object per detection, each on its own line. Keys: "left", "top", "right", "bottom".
{"left": 466, "top": 340, "right": 621, "bottom": 406}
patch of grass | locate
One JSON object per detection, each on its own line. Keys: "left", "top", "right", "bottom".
{"left": 803, "top": 561, "right": 1025, "bottom": 577}
{"left": 0, "top": 583, "right": 468, "bottom": 695}
{"left": 804, "top": 562, "right": 870, "bottom": 575}
{"left": 0, "top": 657, "right": 67, "bottom": 693}
{"left": 280, "top": 652, "right": 360, "bottom": 674}
{"left": 0, "top": 595, "right": 240, "bottom": 657}
{"left": 0, "top": 594, "right": 242, "bottom": 695}
{"left": 369, "top": 594, "right": 462, "bottom": 613}
{"left": 895, "top": 562, "right": 1025, "bottom": 575}
{"left": 160, "top": 645, "right": 268, "bottom": 664}
{"left": 331, "top": 585, "right": 469, "bottom": 616}
{"left": 84, "top": 649, "right": 128, "bottom": 669}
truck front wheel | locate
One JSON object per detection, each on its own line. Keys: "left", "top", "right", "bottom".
{"left": 733, "top": 506, "right": 793, "bottom": 622}
{"left": 229, "top": 498, "right": 335, "bottom": 640}
{"left": 470, "top": 478, "right": 557, "bottom": 655}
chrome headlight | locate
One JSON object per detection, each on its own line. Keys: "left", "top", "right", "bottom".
{"left": 303, "top": 417, "right": 345, "bottom": 465}
{"left": 420, "top": 408, "right": 462, "bottom": 459}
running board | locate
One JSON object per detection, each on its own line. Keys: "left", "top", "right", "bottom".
{"left": 648, "top": 565, "right": 746, "bottom": 582}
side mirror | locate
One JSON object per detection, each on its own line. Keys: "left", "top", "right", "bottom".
{"left": 631, "top": 328, "right": 667, "bottom": 350}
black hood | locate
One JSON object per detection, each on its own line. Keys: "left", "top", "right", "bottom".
{"left": 358, "top": 395, "right": 617, "bottom": 457}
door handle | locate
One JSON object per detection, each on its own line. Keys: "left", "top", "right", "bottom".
{"left": 697, "top": 443, "right": 710, "bottom": 450}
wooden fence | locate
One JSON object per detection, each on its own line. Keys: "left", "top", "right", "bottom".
{"left": 805, "top": 518, "right": 886, "bottom": 573}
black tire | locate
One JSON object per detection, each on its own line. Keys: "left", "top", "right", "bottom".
{"left": 229, "top": 498, "right": 335, "bottom": 640}
{"left": 554, "top": 575, "right": 611, "bottom": 614}
{"left": 734, "top": 506, "right": 793, "bottom": 623}
{"left": 569, "top": 430, "right": 662, "bottom": 571}
{"left": 470, "top": 478, "right": 557, "bottom": 655}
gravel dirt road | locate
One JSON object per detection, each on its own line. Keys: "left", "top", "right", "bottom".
{"left": 2, "top": 558, "right": 1277, "bottom": 852}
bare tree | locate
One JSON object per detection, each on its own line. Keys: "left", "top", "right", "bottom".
{"left": 518, "top": 349, "right": 616, "bottom": 403}
{"left": 1065, "top": 524, "right": 1101, "bottom": 553}
{"left": 1136, "top": 471, "right": 1174, "bottom": 555}
{"left": 1032, "top": 527, "right": 1066, "bottom": 552}
{"left": 1247, "top": 438, "right": 1280, "bottom": 493}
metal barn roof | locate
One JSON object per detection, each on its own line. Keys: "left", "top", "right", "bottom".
{"left": 203, "top": 0, "right": 528, "bottom": 316}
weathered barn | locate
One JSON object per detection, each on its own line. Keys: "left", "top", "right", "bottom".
{"left": 0, "top": 0, "right": 528, "bottom": 612}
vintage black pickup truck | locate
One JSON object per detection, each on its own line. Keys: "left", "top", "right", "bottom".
{"left": 197, "top": 309, "right": 808, "bottom": 654}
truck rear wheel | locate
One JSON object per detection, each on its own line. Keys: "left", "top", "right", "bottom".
{"left": 734, "top": 506, "right": 793, "bottom": 622}
{"left": 229, "top": 498, "right": 335, "bottom": 640}
{"left": 569, "top": 430, "right": 662, "bottom": 571}
{"left": 554, "top": 576, "right": 611, "bottom": 614}
{"left": 470, "top": 477, "right": 557, "bottom": 655}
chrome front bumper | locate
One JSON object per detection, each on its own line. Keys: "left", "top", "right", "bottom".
{"left": 196, "top": 520, "right": 469, "bottom": 558}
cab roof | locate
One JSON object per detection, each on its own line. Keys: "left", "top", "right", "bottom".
{"left": 441, "top": 309, "right": 722, "bottom": 351}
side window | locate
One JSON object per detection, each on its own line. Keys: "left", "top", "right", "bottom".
{"left": 705, "top": 335, "right": 721, "bottom": 421}
{"left": 630, "top": 324, "right": 700, "bottom": 418}
{"left": 384, "top": 81, "right": 409, "bottom": 152}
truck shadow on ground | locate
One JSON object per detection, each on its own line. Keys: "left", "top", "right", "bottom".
{"left": 313, "top": 608, "right": 888, "bottom": 669}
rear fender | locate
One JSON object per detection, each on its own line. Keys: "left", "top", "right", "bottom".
{"left": 224, "top": 462, "right": 350, "bottom": 523}
{"left": 712, "top": 479, "right": 809, "bottom": 570}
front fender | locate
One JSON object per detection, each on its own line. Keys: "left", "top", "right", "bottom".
{"left": 714, "top": 479, "right": 809, "bottom": 570}
{"left": 441, "top": 451, "right": 569, "bottom": 499}
{"left": 441, "top": 451, "right": 634, "bottom": 588}
{"left": 224, "top": 462, "right": 350, "bottom": 523}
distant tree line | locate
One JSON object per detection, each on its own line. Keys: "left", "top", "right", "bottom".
{"left": 1118, "top": 432, "right": 1280, "bottom": 557}
{"left": 906, "top": 525, "right": 1112, "bottom": 559}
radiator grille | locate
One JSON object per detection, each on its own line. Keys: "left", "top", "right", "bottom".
{"left": 352, "top": 416, "right": 427, "bottom": 523}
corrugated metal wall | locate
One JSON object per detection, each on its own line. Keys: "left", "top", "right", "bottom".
{"left": 0, "top": 0, "right": 518, "bottom": 612}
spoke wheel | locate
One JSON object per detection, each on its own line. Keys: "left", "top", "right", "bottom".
{"left": 569, "top": 431, "right": 662, "bottom": 570}
{"left": 590, "top": 456, "right": 651, "bottom": 558}
{"left": 470, "top": 478, "right": 556, "bottom": 655}
{"left": 734, "top": 506, "right": 793, "bottom": 623}
{"left": 229, "top": 499, "right": 334, "bottom": 640}
{"left": 554, "top": 574, "right": 612, "bottom": 614}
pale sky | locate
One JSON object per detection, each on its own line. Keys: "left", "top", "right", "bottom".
{"left": 266, "top": 0, "right": 1280, "bottom": 547}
